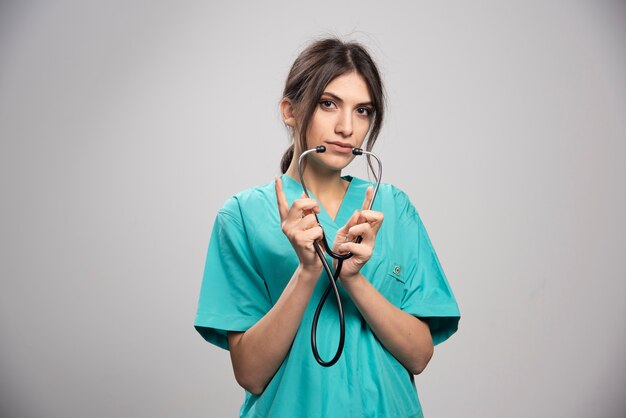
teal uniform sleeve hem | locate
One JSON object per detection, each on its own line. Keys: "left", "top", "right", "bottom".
{"left": 194, "top": 313, "right": 262, "bottom": 351}
{"left": 403, "top": 303, "right": 461, "bottom": 346}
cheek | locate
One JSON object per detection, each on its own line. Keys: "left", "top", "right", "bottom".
{"left": 307, "top": 112, "right": 331, "bottom": 137}
{"left": 305, "top": 123, "right": 320, "bottom": 145}
{"left": 355, "top": 119, "right": 372, "bottom": 137}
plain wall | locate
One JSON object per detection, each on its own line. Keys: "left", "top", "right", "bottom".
{"left": 1, "top": 1, "right": 625, "bottom": 417}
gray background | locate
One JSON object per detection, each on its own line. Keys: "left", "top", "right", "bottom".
{"left": 1, "top": 1, "right": 625, "bottom": 417}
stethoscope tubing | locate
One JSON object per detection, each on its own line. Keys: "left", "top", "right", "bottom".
{"left": 297, "top": 146, "right": 382, "bottom": 366}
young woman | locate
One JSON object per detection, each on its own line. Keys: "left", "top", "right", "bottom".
{"left": 195, "top": 38, "right": 460, "bottom": 418}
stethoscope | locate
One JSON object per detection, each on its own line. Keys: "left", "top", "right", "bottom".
{"left": 298, "top": 145, "right": 383, "bottom": 367}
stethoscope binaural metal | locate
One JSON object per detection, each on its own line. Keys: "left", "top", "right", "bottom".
{"left": 298, "top": 145, "right": 383, "bottom": 367}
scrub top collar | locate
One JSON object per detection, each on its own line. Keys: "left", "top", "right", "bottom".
{"left": 280, "top": 174, "right": 369, "bottom": 227}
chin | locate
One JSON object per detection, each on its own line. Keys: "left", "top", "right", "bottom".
{"left": 313, "top": 154, "right": 355, "bottom": 172}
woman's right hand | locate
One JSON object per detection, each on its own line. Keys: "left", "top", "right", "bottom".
{"left": 275, "top": 176, "right": 323, "bottom": 274}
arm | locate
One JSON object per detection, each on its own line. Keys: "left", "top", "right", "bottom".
{"left": 334, "top": 188, "right": 433, "bottom": 374}
{"left": 340, "top": 274, "right": 433, "bottom": 374}
{"left": 228, "top": 265, "right": 319, "bottom": 395}
{"left": 228, "top": 177, "right": 323, "bottom": 395}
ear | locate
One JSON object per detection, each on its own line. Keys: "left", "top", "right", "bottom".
{"left": 280, "top": 98, "right": 297, "bottom": 127}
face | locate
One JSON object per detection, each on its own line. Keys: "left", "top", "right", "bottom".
{"left": 304, "top": 71, "right": 373, "bottom": 172}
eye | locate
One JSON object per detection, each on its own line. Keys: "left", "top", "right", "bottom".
{"left": 319, "top": 100, "right": 336, "bottom": 109}
{"left": 356, "top": 107, "right": 372, "bottom": 117}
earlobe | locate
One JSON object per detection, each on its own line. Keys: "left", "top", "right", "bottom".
{"left": 280, "top": 98, "right": 296, "bottom": 127}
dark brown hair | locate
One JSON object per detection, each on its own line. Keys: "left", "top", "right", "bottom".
{"left": 280, "top": 38, "right": 385, "bottom": 173}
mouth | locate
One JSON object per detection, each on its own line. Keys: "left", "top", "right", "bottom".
{"left": 325, "top": 141, "right": 353, "bottom": 153}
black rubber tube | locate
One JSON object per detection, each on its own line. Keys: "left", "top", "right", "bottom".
{"left": 310, "top": 242, "right": 345, "bottom": 367}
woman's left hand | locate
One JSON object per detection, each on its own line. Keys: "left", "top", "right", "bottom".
{"left": 332, "top": 186, "right": 384, "bottom": 281}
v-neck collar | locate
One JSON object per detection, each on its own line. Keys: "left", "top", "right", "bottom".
{"left": 281, "top": 174, "right": 367, "bottom": 228}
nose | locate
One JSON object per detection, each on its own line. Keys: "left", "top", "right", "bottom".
{"left": 335, "top": 110, "right": 353, "bottom": 138}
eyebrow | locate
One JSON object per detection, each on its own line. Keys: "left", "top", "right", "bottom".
{"left": 321, "top": 91, "right": 373, "bottom": 108}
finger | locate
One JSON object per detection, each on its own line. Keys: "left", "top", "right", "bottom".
{"left": 361, "top": 186, "right": 374, "bottom": 210}
{"left": 350, "top": 208, "right": 386, "bottom": 235}
{"left": 358, "top": 211, "right": 384, "bottom": 235}
{"left": 275, "top": 176, "right": 289, "bottom": 221}
{"left": 298, "top": 213, "right": 320, "bottom": 230}
{"left": 300, "top": 192, "right": 314, "bottom": 217}
{"left": 337, "top": 241, "right": 371, "bottom": 259}
{"left": 344, "top": 210, "right": 362, "bottom": 229}
{"left": 288, "top": 198, "right": 320, "bottom": 220}
{"left": 347, "top": 222, "right": 373, "bottom": 239}
{"left": 294, "top": 226, "right": 324, "bottom": 248}
{"left": 335, "top": 212, "right": 356, "bottom": 236}
{"left": 346, "top": 223, "right": 376, "bottom": 245}
{"left": 301, "top": 225, "right": 324, "bottom": 242}
{"left": 358, "top": 210, "right": 384, "bottom": 224}
{"left": 334, "top": 211, "right": 361, "bottom": 243}
{"left": 341, "top": 213, "right": 369, "bottom": 242}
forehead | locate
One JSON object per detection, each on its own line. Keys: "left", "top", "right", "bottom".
{"left": 323, "top": 72, "right": 371, "bottom": 103}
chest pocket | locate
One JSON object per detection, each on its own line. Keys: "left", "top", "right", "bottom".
{"left": 379, "top": 261, "right": 407, "bottom": 307}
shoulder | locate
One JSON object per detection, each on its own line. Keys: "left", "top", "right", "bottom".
{"left": 359, "top": 179, "right": 419, "bottom": 222}
{"left": 378, "top": 183, "right": 413, "bottom": 204}
{"left": 217, "top": 179, "right": 278, "bottom": 223}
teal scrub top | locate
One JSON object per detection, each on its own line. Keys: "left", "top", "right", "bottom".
{"left": 195, "top": 175, "right": 460, "bottom": 418}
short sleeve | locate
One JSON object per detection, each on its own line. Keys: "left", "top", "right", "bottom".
{"left": 194, "top": 198, "right": 272, "bottom": 350}
{"left": 396, "top": 193, "right": 461, "bottom": 346}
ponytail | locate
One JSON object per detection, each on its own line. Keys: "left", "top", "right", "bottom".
{"left": 280, "top": 143, "right": 294, "bottom": 174}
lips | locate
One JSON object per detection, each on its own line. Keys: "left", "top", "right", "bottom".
{"left": 325, "top": 141, "right": 353, "bottom": 153}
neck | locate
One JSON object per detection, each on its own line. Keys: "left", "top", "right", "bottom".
{"left": 285, "top": 155, "right": 347, "bottom": 202}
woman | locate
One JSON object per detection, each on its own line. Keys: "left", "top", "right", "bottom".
{"left": 195, "top": 38, "right": 460, "bottom": 418}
